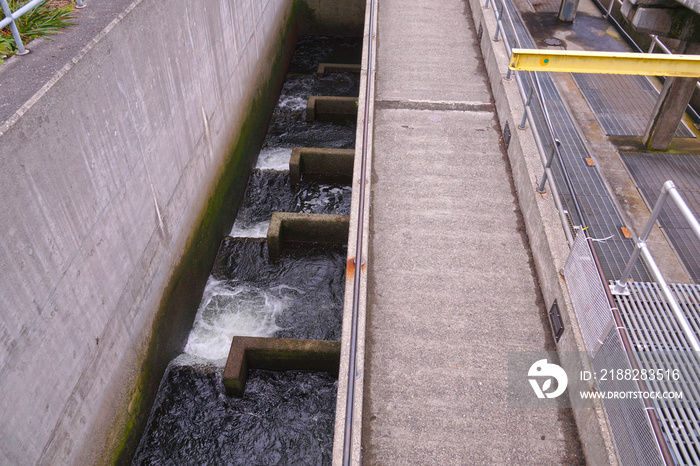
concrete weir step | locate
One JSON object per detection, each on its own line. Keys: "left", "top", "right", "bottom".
{"left": 306, "top": 96, "right": 358, "bottom": 122}
{"left": 290, "top": 147, "right": 355, "bottom": 185}
{"left": 223, "top": 336, "right": 340, "bottom": 397}
{"left": 266, "top": 212, "right": 349, "bottom": 260}
{"left": 317, "top": 63, "right": 362, "bottom": 76}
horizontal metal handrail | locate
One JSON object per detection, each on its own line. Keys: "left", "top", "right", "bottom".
{"left": 486, "top": 0, "right": 586, "bottom": 246}
{"left": 611, "top": 180, "right": 700, "bottom": 352}
{"left": 0, "top": 0, "right": 83, "bottom": 55}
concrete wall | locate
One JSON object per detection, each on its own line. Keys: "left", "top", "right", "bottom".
{"left": 0, "top": 0, "right": 297, "bottom": 463}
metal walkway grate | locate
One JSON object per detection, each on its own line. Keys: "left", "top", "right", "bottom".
{"left": 615, "top": 282, "right": 700, "bottom": 465}
{"left": 621, "top": 152, "right": 700, "bottom": 282}
{"left": 573, "top": 74, "right": 695, "bottom": 139}
{"left": 503, "top": 1, "right": 649, "bottom": 281}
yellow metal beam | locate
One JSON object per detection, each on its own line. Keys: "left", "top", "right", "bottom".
{"left": 509, "top": 48, "right": 700, "bottom": 77}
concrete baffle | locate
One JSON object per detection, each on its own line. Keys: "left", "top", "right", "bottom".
{"left": 266, "top": 212, "right": 349, "bottom": 260}
{"left": 223, "top": 336, "right": 340, "bottom": 397}
{"left": 317, "top": 63, "right": 362, "bottom": 76}
{"left": 290, "top": 147, "right": 355, "bottom": 185}
{"left": 306, "top": 96, "right": 358, "bottom": 122}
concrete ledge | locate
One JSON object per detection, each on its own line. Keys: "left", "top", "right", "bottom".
{"left": 223, "top": 336, "right": 340, "bottom": 397}
{"left": 290, "top": 147, "right": 355, "bottom": 185}
{"left": 306, "top": 96, "right": 358, "bottom": 122}
{"left": 267, "top": 212, "right": 350, "bottom": 259}
{"left": 468, "top": 0, "right": 620, "bottom": 464}
{"left": 317, "top": 63, "right": 362, "bottom": 76}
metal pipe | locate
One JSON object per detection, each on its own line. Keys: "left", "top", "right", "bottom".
{"left": 639, "top": 246, "right": 700, "bottom": 351}
{"left": 614, "top": 180, "right": 675, "bottom": 289}
{"left": 1, "top": 0, "right": 85, "bottom": 54}
{"left": 493, "top": 3, "right": 504, "bottom": 42}
{"left": 612, "top": 180, "right": 700, "bottom": 351}
{"left": 516, "top": 74, "right": 575, "bottom": 246}
{"left": 491, "top": 0, "right": 575, "bottom": 246}
{"left": 648, "top": 35, "right": 656, "bottom": 54}
{"left": 342, "top": 0, "right": 376, "bottom": 463}
{"left": 605, "top": 0, "right": 615, "bottom": 17}
{"left": 668, "top": 185, "right": 700, "bottom": 240}
{"left": 0, "top": 0, "right": 26, "bottom": 54}
{"left": 518, "top": 87, "right": 533, "bottom": 129}
{"left": 530, "top": 71, "right": 587, "bottom": 229}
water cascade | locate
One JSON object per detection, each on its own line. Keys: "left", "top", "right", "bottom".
{"left": 131, "top": 36, "right": 361, "bottom": 464}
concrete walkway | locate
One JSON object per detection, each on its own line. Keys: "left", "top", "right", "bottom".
{"left": 361, "top": 0, "right": 583, "bottom": 463}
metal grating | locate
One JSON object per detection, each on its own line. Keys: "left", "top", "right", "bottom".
{"left": 573, "top": 74, "right": 696, "bottom": 138}
{"left": 615, "top": 282, "right": 700, "bottom": 465}
{"left": 593, "top": 329, "right": 666, "bottom": 466}
{"left": 620, "top": 152, "right": 700, "bottom": 282}
{"left": 563, "top": 234, "right": 615, "bottom": 355}
{"left": 501, "top": 0, "right": 649, "bottom": 281}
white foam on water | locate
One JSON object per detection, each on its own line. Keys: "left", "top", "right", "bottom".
{"left": 229, "top": 219, "right": 270, "bottom": 238}
{"left": 255, "top": 147, "right": 293, "bottom": 171}
{"left": 277, "top": 95, "right": 307, "bottom": 112}
{"left": 299, "top": 186, "right": 349, "bottom": 212}
{"left": 184, "top": 279, "right": 303, "bottom": 361}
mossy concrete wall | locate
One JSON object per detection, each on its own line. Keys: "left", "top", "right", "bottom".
{"left": 0, "top": 0, "right": 299, "bottom": 463}
{"left": 223, "top": 336, "right": 341, "bottom": 397}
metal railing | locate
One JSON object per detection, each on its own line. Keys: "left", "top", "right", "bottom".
{"left": 485, "top": 0, "right": 584, "bottom": 247}
{"left": 563, "top": 232, "right": 672, "bottom": 465}
{"left": 0, "top": 0, "right": 84, "bottom": 55}
{"left": 599, "top": 0, "right": 700, "bottom": 128}
{"left": 611, "top": 180, "right": 700, "bottom": 352}
{"left": 486, "top": 0, "right": 700, "bottom": 463}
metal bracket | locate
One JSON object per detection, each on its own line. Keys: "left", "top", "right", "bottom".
{"left": 610, "top": 282, "right": 631, "bottom": 296}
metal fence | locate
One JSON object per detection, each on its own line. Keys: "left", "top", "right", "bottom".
{"left": 0, "top": 0, "right": 83, "bottom": 55}
{"left": 563, "top": 233, "right": 669, "bottom": 465}
{"left": 484, "top": 0, "right": 700, "bottom": 462}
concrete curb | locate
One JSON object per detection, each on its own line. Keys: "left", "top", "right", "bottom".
{"left": 290, "top": 147, "right": 355, "bottom": 185}
{"left": 467, "top": 0, "right": 621, "bottom": 464}
{"left": 317, "top": 63, "right": 362, "bottom": 76}
{"left": 332, "top": 0, "right": 376, "bottom": 464}
{"left": 222, "top": 336, "right": 340, "bottom": 397}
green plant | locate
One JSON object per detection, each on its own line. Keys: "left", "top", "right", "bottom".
{"left": 0, "top": 0, "right": 75, "bottom": 61}
{"left": 0, "top": 35, "right": 12, "bottom": 64}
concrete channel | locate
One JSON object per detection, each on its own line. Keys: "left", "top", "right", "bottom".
{"left": 2, "top": 0, "right": 664, "bottom": 462}
{"left": 0, "top": 0, "right": 364, "bottom": 463}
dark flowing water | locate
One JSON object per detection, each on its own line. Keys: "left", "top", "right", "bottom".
{"left": 132, "top": 36, "right": 360, "bottom": 464}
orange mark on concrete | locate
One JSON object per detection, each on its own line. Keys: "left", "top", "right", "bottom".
{"left": 347, "top": 257, "right": 356, "bottom": 277}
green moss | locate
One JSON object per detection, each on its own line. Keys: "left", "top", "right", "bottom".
{"left": 108, "top": 7, "right": 301, "bottom": 465}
